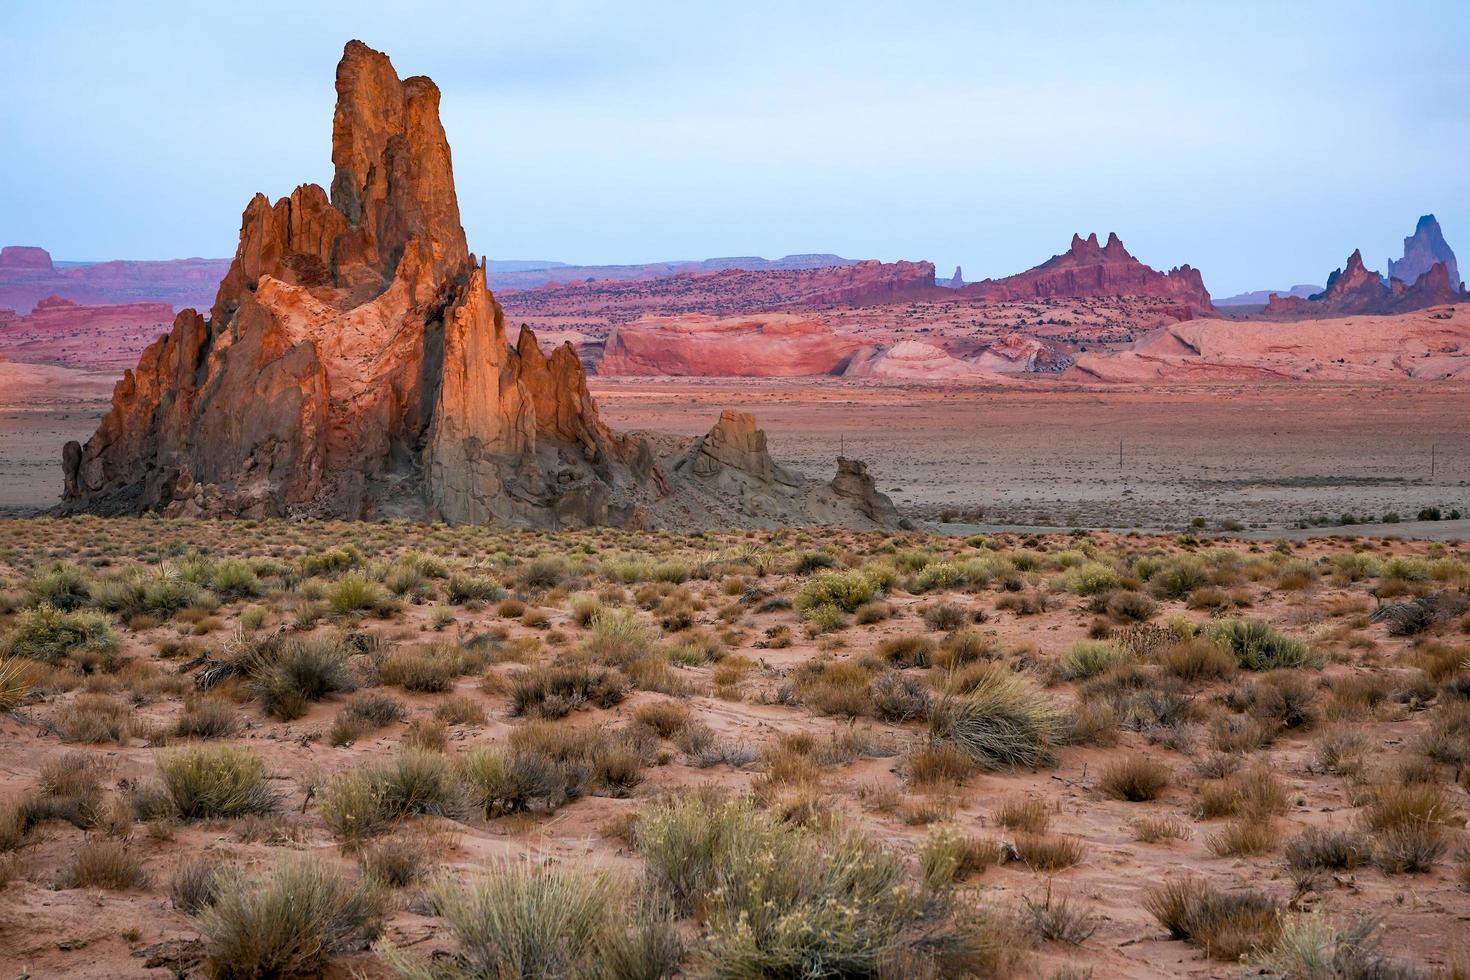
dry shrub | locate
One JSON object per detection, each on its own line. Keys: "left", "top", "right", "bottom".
{"left": 930, "top": 665, "right": 1064, "bottom": 770}
{"left": 1207, "top": 818, "right": 1280, "bottom": 857}
{"left": 993, "top": 795, "right": 1051, "bottom": 834}
{"left": 1283, "top": 828, "right": 1373, "bottom": 872}
{"left": 1132, "top": 816, "right": 1191, "bottom": 844}
{"left": 906, "top": 741, "right": 975, "bottom": 787}
{"left": 1098, "top": 756, "right": 1171, "bottom": 802}
{"left": 510, "top": 661, "right": 627, "bottom": 718}
{"left": 54, "top": 837, "right": 150, "bottom": 890}
{"left": 879, "top": 633, "right": 934, "bottom": 668}
{"left": 1195, "top": 766, "right": 1288, "bottom": 820}
{"left": 50, "top": 693, "right": 132, "bottom": 743}
{"left": 1144, "top": 876, "right": 1282, "bottom": 961}
{"left": 633, "top": 699, "right": 692, "bottom": 738}
{"left": 1012, "top": 833, "right": 1085, "bottom": 872}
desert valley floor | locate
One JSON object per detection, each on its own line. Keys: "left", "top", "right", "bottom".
{"left": 1, "top": 518, "right": 1468, "bottom": 978}
{"left": 6, "top": 369, "right": 1466, "bottom": 533}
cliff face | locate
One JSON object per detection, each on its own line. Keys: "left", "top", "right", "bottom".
{"left": 59, "top": 41, "right": 897, "bottom": 531}
{"left": 1389, "top": 214, "right": 1460, "bottom": 291}
{"left": 962, "top": 233, "right": 1213, "bottom": 312}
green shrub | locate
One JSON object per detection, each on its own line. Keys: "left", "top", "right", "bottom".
{"left": 210, "top": 559, "right": 262, "bottom": 600}
{"left": 1061, "top": 640, "right": 1131, "bottom": 680}
{"left": 327, "top": 572, "right": 388, "bottom": 616}
{"left": 159, "top": 745, "right": 277, "bottom": 820}
{"left": 1206, "top": 618, "right": 1321, "bottom": 671}
{"left": 1149, "top": 556, "right": 1209, "bottom": 599}
{"left": 319, "top": 751, "right": 461, "bottom": 839}
{"left": 1061, "top": 561, "right": 1121, "bottom": 597}
{"left": 636, "top": 793, "right": 992, "bottom": 976}
{"left": 584, "top": 609, "right": 652, "bottom": 666}
{"left": 795, "top": 569, "right": 884, "bottom": 613}
{"left": 252, "top": 637, "right": 353, "bottom": 719}
{"left": 197, "top": 856, "right": 384, "bottom": 980}
{"left": 26, "top": 562, "right": 91, "bottom": 610}
{"left": 2, "top": 604, "right": 119, "bottom": 666}
{"left": 384, "top": 861, "right": 612, "bottom": 979}
{"left": 446, "top": 572, "right": 503, "bottom": 605}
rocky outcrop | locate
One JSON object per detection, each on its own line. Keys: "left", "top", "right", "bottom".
{"left": 599, "top": 314, "right": 866, "bottom": 376}
{"left": 841, "top": 340, "right": 996, "bottom": 380}
{"left": 1070, "top": 305, "right": 1470, "bottom": 383}
{"left": 58, "top": 41, "right": 897, "bottom": 531}
{"left": 962, "top": 233, "right": 1213, "bottom": 313}
{"left": 830, "top": 457, "right": 901, "bottom": 526}
{"left": 943, "top": 266, "right": 965, "bottom": 288}
{"left": 668, "top": 412, "right": 901, "bottom": 528}
{"left": 1267, "top": 248, "right": 1464, "bottom": 317}
{"left": 1389, "top": 215, "right": 1459, "bottom": 291}
{"left": 679, "top": 411, "right": 802, "bottom": 488}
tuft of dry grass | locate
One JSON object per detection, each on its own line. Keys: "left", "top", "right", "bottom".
{"left": 1098, "top": 756, "right": 1171, "bottom": 802}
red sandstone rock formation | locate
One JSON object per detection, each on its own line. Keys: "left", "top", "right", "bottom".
{"left": 961, "top": 233, "right": 1213, "bottom": 313}
{"left": 11, "top": 296, "right": 174, "bottom": 332}
{"left": 1266, "top": 248, "right": 1464, "bottom": 317}
{"left": 59, "top": 42, "right": 896, "bottom": 530}
{"left": 599, "top": 314, "right": 866, "bottom": 377}
{"left": 1389, "top": 214, "right": 1459, "bottom": 291}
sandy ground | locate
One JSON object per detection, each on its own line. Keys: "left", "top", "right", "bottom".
{"left": 0, "top": 361, "right": 116, "bottom": 514}
{"left": 592, "top": 378, "right": 1470, "bottom": 530}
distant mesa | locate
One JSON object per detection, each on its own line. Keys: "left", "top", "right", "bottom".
{"left": 57, "top": 41, "right": 896, "bottom": 530}
{"left": 961, "top": 232, "right": 1213, "bottom": 314}
{"left": 1388, "top": 214, "right": 1459, "bottom": 291}
{"left": 490, "top": 254, "right": 861, "bottom": 291}
{"left": 1215, "top": 284, "right": 1321, "bottom": 307}
{"left": 0, "top": 246, "right": 55, "bottom": 273}
{"left": 0, "top": 244, "right": 229, "bottom": 314}
{"left": 936, "top": 265, "right": 964, "bottom": 289}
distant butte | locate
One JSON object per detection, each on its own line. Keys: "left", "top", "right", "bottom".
{"left": 961, "top": 232, "right": 1213, "bottom": 314}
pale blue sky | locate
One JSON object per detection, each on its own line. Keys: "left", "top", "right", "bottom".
{"left": 2, "top": 0, "right": 1466, "bottom": 295}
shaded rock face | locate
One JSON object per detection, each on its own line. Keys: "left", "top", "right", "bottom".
{"left": 59, "top": 41, "right": 898, "bottom": 532}
{"left": 1268, "top": 248, "right": 1465, "bottom": 317}
{"left": 962, "top": 232, "right": 1213, "bottom": 312}
{"left": 678, "top": 411, "right": 801, "bottom": 488}
{"left": 1389, "top": 214, "right": 1459, "bottom": 291}
{"left": 669, "top": 412, "right": 900, "bottom": 529}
